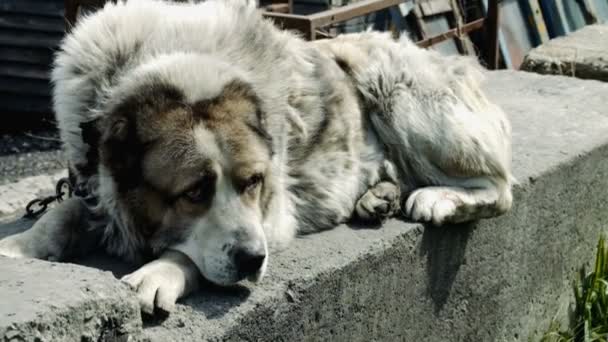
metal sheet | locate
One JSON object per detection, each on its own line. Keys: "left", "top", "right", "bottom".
{"left": 539, "top": 0, "right": 567, "bottom": 38}
{"left": 591, "top": 0, "right": 608, "bottom": 23}
{"left": 0, "top": 0, "right": 64, "bottom": 115}
{"left": 482, "top": 0, "right": 535, "bottom": 69}
{"left": 556, "top": 0, "right": 587, "bottom": 33}
{"left": 520, "top": 0, "right": 549, "bottom": 45}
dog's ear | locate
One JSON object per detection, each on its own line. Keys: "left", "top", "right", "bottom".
{"left": 100, "top": 109, "right": 142, "bottom": 192}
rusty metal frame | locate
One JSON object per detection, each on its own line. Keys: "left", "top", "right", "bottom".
{"left": 415, "top": 17, "right": 484, "bottom": 48}
{"left": 265, "top": 0, "right": 500, "bottom": 69}
{"left": 64, "top": 0, "right": 500, "bottom": 69}
{"left": 263, "top": 0, "right": 404, "bottom": 40}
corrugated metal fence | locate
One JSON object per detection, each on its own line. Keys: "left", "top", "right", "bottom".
{"left": 0, "top": 0, "right": 64, "bottom": 120}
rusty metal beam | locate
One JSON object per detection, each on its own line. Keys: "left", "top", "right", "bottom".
{"left": 262, "top": 12, "right": 315, "bottom": 39}
{"left": 307, "top": 0, "right": 404, "bottom": 28}
{"left": 264, "top": 0, "right": 405, "bottom": 40}
{"left": 415, "top": 18, "right": 484, "bottom": 48}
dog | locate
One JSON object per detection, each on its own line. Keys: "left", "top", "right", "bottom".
{"left": 0, "top": 0, "right": 513, "bottom": 314}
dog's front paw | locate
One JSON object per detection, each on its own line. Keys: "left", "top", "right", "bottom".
{"left": 121, "top": 251, "right": 200, "bottom": 315}
{"left": 405, "top": 187, "right": 461, "bottom": 226}
{"left": 355, "top": 181, "right": 401, "bottom": 221}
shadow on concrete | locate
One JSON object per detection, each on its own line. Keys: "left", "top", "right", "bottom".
{"left": 346, "top": 218, "right": 384, "bottom": 230}
{"left": 419, "top": 221, "right": 475, "bottom": 313}
{"left": 187, "top": 281, "right": 252, "bottom": 317}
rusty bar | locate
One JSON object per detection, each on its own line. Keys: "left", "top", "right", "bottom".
{"left": 415, "top": 18, "right": 484, "bottom": 48}
{"left": 307, "top": 0, "right": 404, "bottom": 28}
{"left": 262, "top": 12, "right": 315, "bottom": 39}
{"left": 485, "top": 0, "right": 500, "bottom": 70}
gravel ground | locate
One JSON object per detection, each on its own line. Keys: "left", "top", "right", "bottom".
{"left": 0, "top": 150, "right": 66, "bottom": 185}
{"left": 0, "top": 130, "right": 66, "bottom": 185}
{"left": 0, "top": 129, "right": 67, "bottom": 218}
{"left": 0, "top": 131, "right": 61, "bottom": 156}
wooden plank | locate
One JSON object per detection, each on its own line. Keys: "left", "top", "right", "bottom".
{"left": 0, "top": 46, "right": 54, "bottom": 65}
{"left": 0, "top": 13, "right": 64, "bottom": 33}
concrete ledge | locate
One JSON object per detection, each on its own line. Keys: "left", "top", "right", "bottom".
{"left": 521, "top": 24, "right": 608, "bottom": 81}
{"left": 1, "top": 70, "right": 608, "bottom": 341}
{"left": 0, "top": 257, "right": 141, "bottom": 341}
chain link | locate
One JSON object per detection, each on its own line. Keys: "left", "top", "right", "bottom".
{"left": 24, "top": 177, "right": 74, "bottom": 219}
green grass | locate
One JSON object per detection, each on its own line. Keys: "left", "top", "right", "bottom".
{"left": 542, "top": 235, "right": 608, "bottom": 342}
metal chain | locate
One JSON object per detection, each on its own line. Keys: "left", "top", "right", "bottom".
{"left": 24, "top": 177, "right": 74, "bottom": 219}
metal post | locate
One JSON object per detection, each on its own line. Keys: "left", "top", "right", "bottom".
{"left": 485, "top": 0, "right": 500, "bottom": 70}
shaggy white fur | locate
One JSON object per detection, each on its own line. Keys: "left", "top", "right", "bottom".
{"left": 0, "top": 0, "right": 512, "bottom": 314}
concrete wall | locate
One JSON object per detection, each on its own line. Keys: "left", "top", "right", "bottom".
{"left": 1, "top": 70, "right": 608, "bottom": 341}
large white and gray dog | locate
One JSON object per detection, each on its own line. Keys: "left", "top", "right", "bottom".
{"left": 0, "top": 0, "right": 512, "bottom": 314}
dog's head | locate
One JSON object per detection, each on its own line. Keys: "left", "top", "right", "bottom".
{"left": 98, "top": 54, "right": 274, "bottom": 285}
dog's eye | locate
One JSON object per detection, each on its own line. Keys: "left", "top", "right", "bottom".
{"left": 244, "top": 173, "right": 263, "bottom": 192}
{"left": 184, "top": 187, "right": 206, "bottom": 203}
{"left": 182, "top": 176, "right": 214, "bottom": 203}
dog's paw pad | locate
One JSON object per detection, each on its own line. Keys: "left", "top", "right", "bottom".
{"left": 355, "top": 181, "right": 400, "bottom": 221}
{"left": 405, "top": 188, "right": 460, "bottom": 226}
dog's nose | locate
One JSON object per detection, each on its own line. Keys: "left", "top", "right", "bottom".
{"left": 234, "top": 248, "right": 266, "bottom": 277}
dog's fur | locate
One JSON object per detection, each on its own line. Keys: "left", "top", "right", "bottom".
{"left": 0, "top": 0, "right": 512, "bottom": 314}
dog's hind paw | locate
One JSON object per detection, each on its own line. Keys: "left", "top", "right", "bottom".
{"left": 405, "top": 187, "right": 461, "bottom": 226}
{"left": 355, "top": 181, "right": 400, "bottom": 221}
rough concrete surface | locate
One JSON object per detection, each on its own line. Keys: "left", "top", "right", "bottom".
{"left": 0, "top": 257, "right": 141, "bottom": 342}
{"left": 0, "top": 150, "right": 65, "bottom": 186}
{"left": 1, "top": 70, "right": 608, "bottom": 342}
{"left": 521, "top": 24, "right": 608, "bottom": 81}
